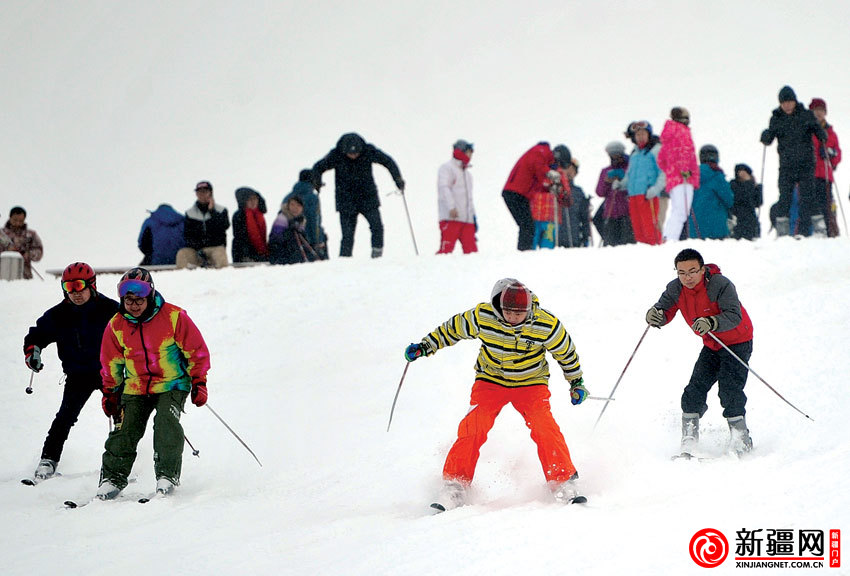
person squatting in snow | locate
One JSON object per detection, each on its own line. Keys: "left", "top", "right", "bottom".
{"left": 96, "top": 267, "right": 211, "bottom": 500}
{"left": 404, "top": 278, "right": 589, "bottom": 509}
{"left": 22, "top": 263, "right": 119, "bottom": 481}
{"left": 645, "top": 248, "right": 755, "bottom": 457}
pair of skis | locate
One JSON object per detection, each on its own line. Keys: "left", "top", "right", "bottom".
{"left": 430, "top": 494, "right": 587, "bottom": 514}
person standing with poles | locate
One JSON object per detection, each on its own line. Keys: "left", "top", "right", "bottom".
{"left": 436, "top": 139, "right": 477, "bottom": 254}
{"left": 403, "top": 278, "right": 589, "bottom": 511}
{"left": 644, "top": 248, "right": 754, "bottom": 458}
{"left": 21, "top": 263, "right": 119, "bottom": 483}
{"left": 96, "top": 267, "right": 210, "bottom": 500}
{"left": 809, "top": 98, "right": 842, "bottom": 237}
{"left": 311, "top": 132, "right": 406, "bottom": 258}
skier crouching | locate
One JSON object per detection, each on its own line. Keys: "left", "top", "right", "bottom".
{"left": 404, "top": 278, "right": 589, "bottom": 511}
{"left": 645, "top": 248, "right": 755, "bottom": 457}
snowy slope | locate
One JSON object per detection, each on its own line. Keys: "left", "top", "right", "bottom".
{"left": 1, "top": 239, "right": 849, "bottom": 576}
{"left": 1, "top": 2, "right": 850, "bottom": 575}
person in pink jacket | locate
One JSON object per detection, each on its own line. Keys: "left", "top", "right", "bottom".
{"left": 657, "top": 107, "right": 700, "bottom": 242}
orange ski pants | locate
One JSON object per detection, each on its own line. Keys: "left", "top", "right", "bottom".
{"left": 442, "top": 380, "right": 577, "bottom": 485}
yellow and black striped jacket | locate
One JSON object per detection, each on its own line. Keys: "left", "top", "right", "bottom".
{"left": 421, "top": 298, "right": 582, "bottom": 387}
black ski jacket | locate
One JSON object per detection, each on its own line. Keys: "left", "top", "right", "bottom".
{"left": 761, "top": 103, "right": 827, "bottom": 168}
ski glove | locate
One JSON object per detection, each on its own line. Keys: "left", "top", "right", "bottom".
{"left": 645, "top": 307, "right": 665, "bottom": 328}
{"left": 691, "top": 316, "right": 719, "bottom": 335}
{"left": 191, "top": 381, "right": 208, "bottom": 407}
{"left": 101, "top": 391, "right": 121, "bottom": 418}
{"left": 25, "top": 345, "right": 43, "bottom": 372}
{"left": 760, "top": 129, "right": 773, "bottom": 145}
{"left": 404, "top": 342, "right": 434, "bottom": 362}
{"left": 569, "top": 378, "right": 588, "bottom": 405}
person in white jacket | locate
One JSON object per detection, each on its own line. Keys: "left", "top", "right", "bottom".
{"left": 437, "top": 140, "right": 477, "bottom": 254}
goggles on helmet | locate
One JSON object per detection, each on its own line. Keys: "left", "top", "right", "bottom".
{"left": 118, "top": 279, "right": 153, "bottom": 298}
{"left": 62, "top": 279, "right": 91, "bottom": 294}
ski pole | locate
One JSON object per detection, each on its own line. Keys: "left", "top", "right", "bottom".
{"left": 706, "top": 332, "right": 812, "bottom": 421}
{"left": 31, "top": 265, "right": 45, "bottom": 281}
{"left": 759, "top": 144, "right": 767, "bottom": 192}
{"left": 398, "top": 189, "right": 420, "bottom": 256}
{"left": 824, "top": 155, "right": 848, "bottom": 235}
{"left": 184, "top": 434, "right": 200, "bottom": 457}
{"left": 586, "top": 396, "right": 615, "bottom": 401}
{"left": 25, "top": 371, "right": 35, "bottom": 395}
{"left": 386, "top": 362, "right": 410, "bottom": 432}
{"left": 593, "top": 325, "right": 651, "bottom": 431}
{"left": 206, "top": 403, "right": 263, "bottom": 467}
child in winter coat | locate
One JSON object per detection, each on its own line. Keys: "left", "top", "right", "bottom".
{"left": 404, "top": 278, "right": 589, "bottom": 511}
{"left": 530, "top": 166, "right": 570, "bottom": 249}
{"left": 645, "top": 248, "right": 754, "bottom": 457}
{"left": 97, "top": 267, "right": 210, "bottom": 499}
{"left": 436, "top": 140, "right": 477, "bottom": 254}
{"left": 2, "top": 206, "right": 43, "bottom": 279}
{"left": 624, "top": 121, "right": 666, "bottom": 245}
{"left": 268, "top": 197, "right": 311, "bottom": 265}
{"left": 657, "top": 107, "right": 700, "bottom": 242}
{"left": 231, "top": 187, "right": 269, "bottom": 263}
{"left": 22, "top": 263, "right": 119, "bottom": 481}
{"left": 689, "top": 145, "right": 734, "bottom": 240}
{"left": 729, "top": 164, "right": 762, "bottom": 240}
{"left": 595, "top": 141, "right": 633, "bottom": 246}
{"left": 810, "top": 98, "right": 842, "bottom": 237}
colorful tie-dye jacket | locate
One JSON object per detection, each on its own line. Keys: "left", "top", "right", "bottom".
{"left": 100, "top": 292, "right": 210, "bottom": 396}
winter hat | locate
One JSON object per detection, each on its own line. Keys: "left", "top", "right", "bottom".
{"left": 671, "top": 107, "right": 690, "bottom": 124}
{"left": 734, "top": 163, "right": 753, "bottom": 176}
{"left": 298, "top": 169, "right": 313, "bottom": 182}
{"left": 605, "top": 141, "right": 626, "bottom": 157}
{"left": 699, "top": 144, "right": 719, "bottom": 164}
{"left": 453, "top": 139, "right": 474, "bottom": 153}
{"left": 778, "top": 85, "right": 797, "bottom": 103}
{"left": 195, "top": 180, "right": 213, "bottom": 192}
{"left": 338, "top": 132, "right": 365, "bottom": 155}
{"left": 809, "top": 97, "right": 827, "bottom": 112}
{"left": 552, "top": 144, "right": 571, "bottom": 168}
{"left": 569, "top": 157, "right": 580, "bottom": 173}
{"left": 500, "top": 282, "right": 531, "bottom": 313}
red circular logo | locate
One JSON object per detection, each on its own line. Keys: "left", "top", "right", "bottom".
{"left": 689, "top": 528, "right": 729, "bottom": 568}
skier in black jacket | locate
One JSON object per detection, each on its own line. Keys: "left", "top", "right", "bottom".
{"left": 22, "top": 263, "right": 119, "bottom": 481}
{"left": 729, "top": 164, "right": 762, "bottom": 240}
{"left": 311, "top": 133, "right": 405, "bottom": 258}
{"left": 760, "top": 86, "right": 827, "bottom": 236}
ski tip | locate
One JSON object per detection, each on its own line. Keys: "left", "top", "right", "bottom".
{"left": 672, "top": 452, "right": 694, "bottom": 461}
{"left": 570, "top": 495, "right": 588, "bottom": 505}
{"left": 430, "top": 502, "right": 447, "bottom": 513}
{"left": 21, "top": 478, "right": 37, "bottom": 486}
{"left": 63, "top": 500, "right": 79, "bottom": 509}
{"left": 138, "top": 497, "right": 151, "bottom": 504}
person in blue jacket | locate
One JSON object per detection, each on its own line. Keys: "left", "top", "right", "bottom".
{"left": 284, "top": 169, "right": 328, "bottom": 260}
{"left": 138, "top": 204, "right": 185, "bottom": 265}
{"left": 689, "top": 145, "right": 734, "bottom": 239}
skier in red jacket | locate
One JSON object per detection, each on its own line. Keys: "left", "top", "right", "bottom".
{"left": 645, "top": 248, "right": 754, "bottom": 457}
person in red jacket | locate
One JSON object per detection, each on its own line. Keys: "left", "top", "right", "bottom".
{"left": 502, "top": 142, "right": 571, "bottom": 250}
{"left": 810, "top": 98, "right": 842, "bottom": 237}
{"left": 645, "top": 248, "right": 754, "bottom": 457}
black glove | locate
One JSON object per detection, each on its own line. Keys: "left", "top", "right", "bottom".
{"left": 25, "top": 345, "right": 43, "bottom": 372}
{"left": 760, "top": 129, "right": 772, "bottom": 145}
{"left": 645, "top": 307, "right": 665, "bottom": 328}
{"left": 396, "top": 179, "right": 406, "bottom": 192}
{"left": 691, "top": 316, "right": 719, "bottom": 335}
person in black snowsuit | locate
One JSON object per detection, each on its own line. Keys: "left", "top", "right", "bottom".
{"left": 311, "top": 133, "right": 405, "bottom": 258}
{"left": 231, "top": 187, "right": 269, "bottom": 263}
{"left": 22, "top": 262, "right": 119, "bottom": 481}
{"left": 760, "top": 85, "right": 827, "bottom": 236}
{"left": 729, "top": 164, "right": 762, "bottom": 240}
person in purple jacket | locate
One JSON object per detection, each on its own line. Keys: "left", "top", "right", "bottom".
{"left": 594, "top": 141, "right": 634, "bottom": 246}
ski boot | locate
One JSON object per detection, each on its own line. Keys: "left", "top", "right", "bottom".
{"left": 727, "top": 415, "right": 753, "bottom": 456}
{"left": 679, "top": 412, "right": 700, "bottom": 457}
{"left": 371, "top": 247, "right": 383, "bottom": 259}
{"left": 552, "top": 472, "right": 586, "bottom": 505}
{"left": 430, "top": 480, "right": 466, "bottom": 513}
{"left": 156, "top": 477, "right": 177, "bottom": 496}
{"left": 775, "top": 217, "right": 791, "bottom": 237}
{"left": 96, "top": 480, "right": 122, "bottom": 501}
{"left": 34, "top": 458, "right": 57, "bottom": 480}
{"left": 812, "top": 215, "right": 828, "bottom": 238}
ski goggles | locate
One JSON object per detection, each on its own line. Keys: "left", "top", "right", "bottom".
{"left": 118, "top": 279, "right": 153, "bottom": 298}
{"left": 62, "top": 279, "right": 91, "bottom": 294}
{"left": 628, "top": 120, "right": 650, "bottom": 134}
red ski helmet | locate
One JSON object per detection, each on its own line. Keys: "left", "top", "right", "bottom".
{"left": 61, "top": 262, "right": 96, "bottom": 294}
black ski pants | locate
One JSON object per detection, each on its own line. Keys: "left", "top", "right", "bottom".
{"left": 41, "top": 371, "right": 102, "bottom": 462}
{"left": 339, "top": 208, "right": 383, "bottom": 257}
{"left": 776, "top": 164, "right": 819, "bottom": 235}
{"left": 681, "top": 340, "right": 752, "bottom": 419}
{"left": 502, "top": 190, "right": 534, "bottom": 251}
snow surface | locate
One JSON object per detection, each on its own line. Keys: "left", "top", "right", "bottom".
{"left": 2, "top": 2, "right": 850, "bottom": 576}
